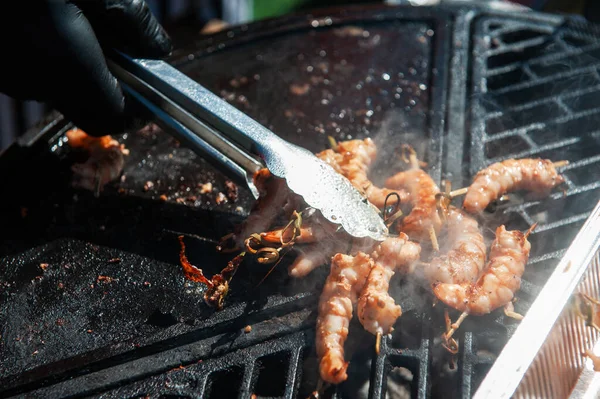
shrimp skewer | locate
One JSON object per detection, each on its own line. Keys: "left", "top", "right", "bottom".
{"left": 433, "top": 224, "right": 534, "bottom": 315}
{"left": 385, "top": 145, "right": 441, "bottom": 247}
{"left": 357, "top": 234, "right": 421, "bottom": 337}
{"left": 317, "top": 252, "right": 374, "bottom": 384}
{"left": 317, "top": 138, "right": 410, "bottom": 208}
{"left": 424, "top": 208, "right": 486, "bottom": 285}
{"left": 463, "top": 158, "right": 566, "bottom": 214}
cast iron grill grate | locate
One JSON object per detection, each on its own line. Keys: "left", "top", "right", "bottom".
{"left": 3, "top": 5, "right": 600, "bottom": 399}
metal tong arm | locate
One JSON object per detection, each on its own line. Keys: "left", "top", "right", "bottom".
{"left": 107, "top": 51, "right": 265, "bottom": 198}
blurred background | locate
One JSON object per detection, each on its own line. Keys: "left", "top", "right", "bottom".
{"left": 1, "top": 0, "right": 598, "bottom": 152}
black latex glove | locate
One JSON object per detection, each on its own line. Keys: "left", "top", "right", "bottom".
{"left": 0, "top": 0, "right": 172, "bottom": 136}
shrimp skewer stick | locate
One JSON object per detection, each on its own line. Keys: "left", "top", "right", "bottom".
{"left": 433, "top": 223, "right": 536, "bottom": 316}
{"left": 357, "top": 234, "right": 421, "bottom": 337}
{"left": 463, "top": 158, "right": 567, "bottom": 214}
{"left": 317, "top": 252, "right": 375, "bottom": 384}
{"left": 317, "top": 138, "right": 410, "bottom": 208}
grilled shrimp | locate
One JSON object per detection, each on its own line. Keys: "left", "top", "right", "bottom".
{"left": 463, "top": 158, "right": 565, "bottom": 214}
{"left": 357, "top": 234, "right": 421, "bottom": 335}
{"left": 432, "top": 225, "right": 532, "bottom": 315}
{"left": 385, "top": 158, "right": 441, "bottom": 241}
{"left": 66, "top": 128, "right": 129, "bottom": 192}
{"left": 317, "top": 138, "right": 410, "bottom": 208}
{"left": 317, "top": 252, "right": 374, "bottom": 384}
{"left": 425, "top": 208, "right": 486, "bottom": 285}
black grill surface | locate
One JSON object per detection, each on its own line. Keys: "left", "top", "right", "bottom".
{"left": 1, "top": 4, "right": 600, "bottom": 399}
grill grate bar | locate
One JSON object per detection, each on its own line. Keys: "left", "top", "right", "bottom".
{"left": 284, "top": 347, "right": 303, "bottom": 399}
{"left": 484, "top": 41, "right": 600, "bottom": 78}
{"left": 484, "top": 36, "right": 554, "bottom": 58}
{"left": 369, "top": 349, "right": 387, "bottom": 399}
{"left": 239, "top": 364, "right": 255, "bottom": 399}
{"left": 487, "top": 136, "right": 579, "bottom": 163}
{"left": 487, "top": 64, "right": 600, "bottom": 95}
{"left": 560, "top": 153, "right": 600, "bottom": 170}
{"left": 530, "top": 212, "right": 590, "bottom": 233}
{"left": 529, "top": 249, "right": 567, "bottom": 264}
{"left": 483, "top": 124, "right": 544, "bottom": 141}
{"left": 485, "top": 83, "right": 600, "bottom": 114}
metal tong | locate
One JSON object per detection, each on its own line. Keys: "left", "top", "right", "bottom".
{"left": 107, "top": 52, "right": 387, "bottom": 241}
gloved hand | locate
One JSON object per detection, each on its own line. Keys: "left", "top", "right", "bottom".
{"left": 0, "top": 0, "right": 172, "bottom": 136}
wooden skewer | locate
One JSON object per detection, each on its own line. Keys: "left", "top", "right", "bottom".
{"left": 525, "top": 223, "right": 538, "bottom": 238}
{"left": 449, "top": 187, "right": 468, "bottom": 198}
{"left": 504, "top": 302, "right": 524, "bottom": 320}
{"left": 429, "top": 225, "right": 439, "bottom": 252}
{"left": 375, "top": 331, "right": 382, "bottom": 355}
{"left": 553, "top": 160, "right": 569, "bottom": 168}
{"left": 444, "top": 311, "right": 469, "bottom": 342}
{"left": 309, "top": 379, "right": 325, "bottom": 399}
{"left": 327, "top": 136, "right": 338, "bottom": 150}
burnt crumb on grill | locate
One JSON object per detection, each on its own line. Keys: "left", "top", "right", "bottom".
{"left": 143, "top": 181, "right": 155, "bottom": 192}
{"left": 97, "top": 275, "right": 115, "bottom": 283}
{"left": 216, "top": 192, "right": 227, "bottom": 205}
{"left": 225, "top": 180, "right": 238, "bottom": 202}
{"left": 244, "top": 325, "right": 252, "bottom": 333}
{"left": 39, "top": 263, "right": 48, "bottom": 271}
{"left": 199, "top": 182, "right": 213, "bottom": 194}
{"left": 290, "top": 83, "right": 310, "bottom": 96}
{"left": 86, "top": 329, "right": 93, "bottom": 333}
{"left": 229, "top": 76, "right": 248, "bottom": 88}
{"left": 136, "top": 122, "right": 160, "bottom": 137}
{"left": 57, "top": 282, "right": 64, "bottom": 289}
{"left": 107, "top": 258, "right": 121, "bottom": 264}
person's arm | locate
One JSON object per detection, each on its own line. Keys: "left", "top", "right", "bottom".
{"left": 0, "top": 0, "right": 172, "bottom": 137}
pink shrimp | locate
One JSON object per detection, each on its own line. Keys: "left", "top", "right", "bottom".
{"left": 357, "top": 234, "right": 421, "bottom": 335}
{"left": 317, "top": 252, "right": 374, "bottom": 384}
{"left": 432, "top": 225, "right": 533, "bottom": 315}
{"left": 385, "top": 165, "right": 441, "bottom": 242}
{"left": 424, "top": 208, "right": 486, "bottom": 285}
{"left": 463, "top": 158, "right": 565, "bottom": 214}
